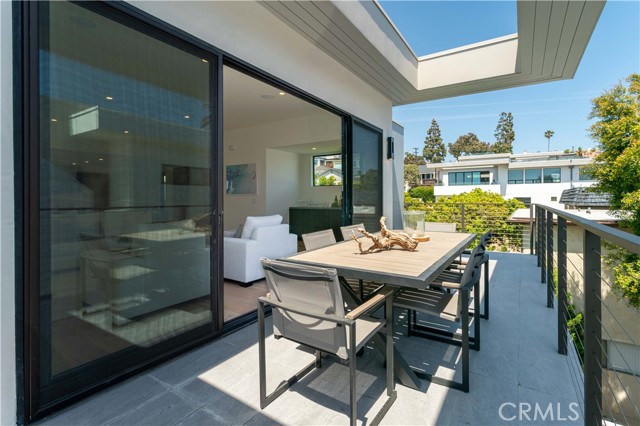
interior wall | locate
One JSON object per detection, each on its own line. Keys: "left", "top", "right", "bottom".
{"left": 265, "top": 149, "right": 298, "bottom": 223}
{"left": 223, "top": 112, "right": 341, "bottom": 230}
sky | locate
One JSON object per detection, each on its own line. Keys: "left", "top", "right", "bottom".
{"left": 380, "top": 0, "right": 640, "bottom": 159}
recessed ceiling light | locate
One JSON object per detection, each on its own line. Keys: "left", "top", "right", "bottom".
{"left": 84, "top": 160, "right": 89, "bottom": 164}
{"left": 278, "top": 91, "right": 286, "bottom": 96}
{"left": 312, "top": 147, "right": 317, "bottom": 150}
{"left": 184, "top": 115, "right": 190, "bottom": 119}
{"left": 106, "top": 96, "right": 113, "bottom": 100}
{"left": 72, "top": 162, "right": 77, "bottom": 166}
{"left": 201, "top": 59, "right": 208, "bottom": 63}
{"left": 50, "top": 118, "right": 57, "bottom": 122}
{"left": 124, "top": 130, "right": 129, "bottom": 134}
{"left": 98, "top": 158, "right": 104, "bottom": 161}
{"left": 261, "top": 95, "right": 274, "bottom": 99}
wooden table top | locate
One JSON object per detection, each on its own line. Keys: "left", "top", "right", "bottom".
{"left": 283, "top": 231, "right": 476, "bottom": 289}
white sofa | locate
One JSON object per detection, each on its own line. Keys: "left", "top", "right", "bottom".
{"left": 224, "top": 215, "right": 298, "bottom": 285}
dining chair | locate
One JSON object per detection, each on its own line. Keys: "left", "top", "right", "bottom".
{"left": 258, "top": 258, "right": 397, "bottom": 426}
{"left": 393, "top": 243, "right": 483, "bottom": 392}
{"left": 301, "top": 228, "right": 336, "bottom": 251}
{"left": 339, "top": 223, "right": 365, "bottom": 240}
{"left": 424, "top": 222, "right": 457, "bottom": 232}
{"left": 339, "top": 224, "right": 383, "bottom": 300}
{"left": 448, "top": 230, "right": 492, "bottom": 320}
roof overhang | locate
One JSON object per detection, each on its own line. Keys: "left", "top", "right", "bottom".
{"left": 261, "top": 0, "right": 605, "bottom": 105}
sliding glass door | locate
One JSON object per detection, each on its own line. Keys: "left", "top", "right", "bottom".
{"left": 26, "top": 1, "right": 221, "bottom": 418}
{"left": 348, "top": 120, "right": 383, "bottom": 231}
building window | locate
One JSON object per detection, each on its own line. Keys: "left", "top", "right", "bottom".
{"left": 543, "top": 168, "right": 561, "bottom": 183}
{"left": 579, "top": 168, "right": 594, "bottom": 181}
{"left": 525, "top": 168, "right": 542, "bottom": 184}
{"left": 313, "top": 154, "right": 342, "bottom": 186}
{"left": 607, "top": 341, "right": 640, "bottom": 375}
{"left": 551, "top": 196, "right": 557, "bottom": 202}
{"left": 508, "top": 170, "right": 523, "bottom": 184}
{"left": 448, "top": 171, "right": 490, "bottom": 186}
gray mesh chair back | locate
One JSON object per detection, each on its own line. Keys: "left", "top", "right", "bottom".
{"left": 340, "top": 223, "right": 365, "bottom": 241}
{"left": 301, "top": 229, "right": 336, "bottom": 250}
{"left": 424, "top": 222, "right": 457, "bottom": 232}
{"left": 262, "top": 258, "right": 348, "bottom": 358}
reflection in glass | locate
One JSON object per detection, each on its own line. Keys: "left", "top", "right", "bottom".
{"left": 352, "top": 123, "right": 381, "bottom": 231}
{"left": 39, "top": 1, "right": 214, "bottom": 387}
{"left": 525, "top": 168, "right": 542, "bottom": 184}
{"left": 543, "top": 168, "right": 561, "bottom": 183}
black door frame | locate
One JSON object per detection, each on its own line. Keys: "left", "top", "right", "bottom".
{"left": 15, "top": 0, "right": 387, "bottom": 422}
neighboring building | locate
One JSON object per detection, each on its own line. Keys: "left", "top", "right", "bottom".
{"left": 0, "top": 1, "right": 605, "bottom": 423}
{"left": 421, "top": 151, "right": 595, "bottom": 207}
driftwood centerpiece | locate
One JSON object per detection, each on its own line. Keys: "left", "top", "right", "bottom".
{"left": 352, "top": 216, "right": 419, "bottom": 254}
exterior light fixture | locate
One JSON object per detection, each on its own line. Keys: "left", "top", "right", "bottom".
{"left": 387, "top": 137, "right": 394, "bottom": 159}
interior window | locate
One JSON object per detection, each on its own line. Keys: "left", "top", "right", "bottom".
{"left": 313, "top": 154, "right": 343, "bottom": 186}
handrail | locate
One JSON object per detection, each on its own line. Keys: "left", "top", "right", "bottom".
{"left": 534, "top": 203, "right": 640, "bottom": 255}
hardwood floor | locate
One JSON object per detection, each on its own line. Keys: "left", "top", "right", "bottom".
{"left": 223, "top": 279, "right": 267, "bottom": 322}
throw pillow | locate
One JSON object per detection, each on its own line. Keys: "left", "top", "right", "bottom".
{"left": 240, "top": 214, "right": 283, "bottom": 239}
{"left": 233, "top": 223, "right": 244, "bottom": 238}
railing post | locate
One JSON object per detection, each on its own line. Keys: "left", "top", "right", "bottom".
{"left": 546, "top": 210, "right": 554, "bottom": 308}
{"left": 584, "top": 230, "right": 602, "bottom": 426}
{"left": 540, "top": 207, "right": 546, "bottom": 283}
{"left": 530, "top": 204, "right": 535, "bottom": 255}
{"left": 460, "top": 204, "right": 466, "bottom": 233}
{"left": 557, "top": 216, "right": 567, "bottom": 355}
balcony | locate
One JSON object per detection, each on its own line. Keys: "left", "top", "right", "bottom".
{"left": 38, "top": 251, "right": 586, "bottom": 425}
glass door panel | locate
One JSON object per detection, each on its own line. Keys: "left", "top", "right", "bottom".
{"left": 34, "top": 0, "right": 219, "bottom": 411}
{"left": 350, "top": 121, "right": 382, "bottom": 231}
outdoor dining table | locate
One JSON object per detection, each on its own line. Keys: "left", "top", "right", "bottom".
{"left": 281, "top": 230, "right": 476, "bottom": 390}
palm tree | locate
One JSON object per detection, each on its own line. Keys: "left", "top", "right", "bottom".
{"left": 544, "top": 130, "right": 555, "bottom": 152}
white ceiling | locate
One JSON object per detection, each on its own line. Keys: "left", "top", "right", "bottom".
{"left": 223, "top": 66, "right": 330, "bottom": 131}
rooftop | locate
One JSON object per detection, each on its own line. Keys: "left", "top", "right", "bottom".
{"left": 37, "top": 252, "right": 583, "bottom": 426}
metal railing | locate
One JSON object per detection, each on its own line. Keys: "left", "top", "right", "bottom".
{"left": 532, "top": 204, "right": 640, "bottom": 426}
{"left": 406, "top": 202, "right": 526, "bottom": 252}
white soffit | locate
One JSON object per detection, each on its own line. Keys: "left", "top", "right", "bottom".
{"left": 262, "top": 0, "right": 605, "bottom": 105}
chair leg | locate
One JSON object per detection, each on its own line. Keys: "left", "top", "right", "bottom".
{"left": 472, "top": 280, "right": 481, "bottom": 351}
{"left": 349, "top": 323, "right": 357, "bottom": 426}
{"left": 461, "top": 288, "right": 470, "bottom": 393}
{"left": 258, "top": 300, "right": 319, "bottom": 410}
{"left": 481, "top": 260, "right": 489, "bottom": 320}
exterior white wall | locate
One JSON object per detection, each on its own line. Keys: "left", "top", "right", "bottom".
{"left": 0, "top": 1, "right": 16, "bottom": 424}
{"left": 130, "top": 0, "right": 396, "bottom": 225}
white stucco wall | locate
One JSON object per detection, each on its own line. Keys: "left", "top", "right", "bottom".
{"left": 0, "top": 1, "right": 16, "bottom": 424}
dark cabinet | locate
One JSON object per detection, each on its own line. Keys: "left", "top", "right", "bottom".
{"left": 289, "top": 207, "right": 343, "bottom": 240}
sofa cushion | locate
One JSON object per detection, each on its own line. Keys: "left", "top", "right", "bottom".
{"left": 233, "top": 223, "right": 244, "bottom": 238}
{"left": 240, "top": 214, "right": 283, "bottom": 239}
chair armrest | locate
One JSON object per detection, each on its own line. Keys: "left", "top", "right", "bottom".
{"left": 345, "top": 286, "right": 396, "bottom": 320}
{"left": 258, "top": 296, "right": 353, "bottom": 326}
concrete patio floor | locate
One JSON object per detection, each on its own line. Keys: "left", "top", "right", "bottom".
{"left": 38, "top": 252, "right": 583, "bottom": 426}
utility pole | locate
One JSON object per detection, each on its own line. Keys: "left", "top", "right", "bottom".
{"left": 413, "top": 147, "right": 419, "bottom": 156}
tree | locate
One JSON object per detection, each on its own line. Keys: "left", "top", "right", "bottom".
{"left": 588, "top": 74, "right": 640, "bottom": 233}
{"left": 404, "top": 163, "right": 420, "bottom": 189}
{"left": 493, "top": 112, "right": 515, "bottom": 153}
{"left": 408, "top": 186, "right": 435, "bottom": 203}
{"left": 586, "top": 73, "right": 640, "bottom": 308}
{"left": 404, "top": 152, "right": 425, "bottom": 165}
{"left": 423, "top": 119, "right": 447, "bottom": 163}
{"left": 448, "top": 133, "right": 491, "bottom": 159}
{"left": 544, "top": 130, "right": 555, "bottom": 151}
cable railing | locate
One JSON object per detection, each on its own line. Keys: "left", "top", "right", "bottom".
{"left": 407, "top": 202, "right": 526, "bottom": 252}
{"left": 532, "top": 204, "right": 640, "bottom": 426}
